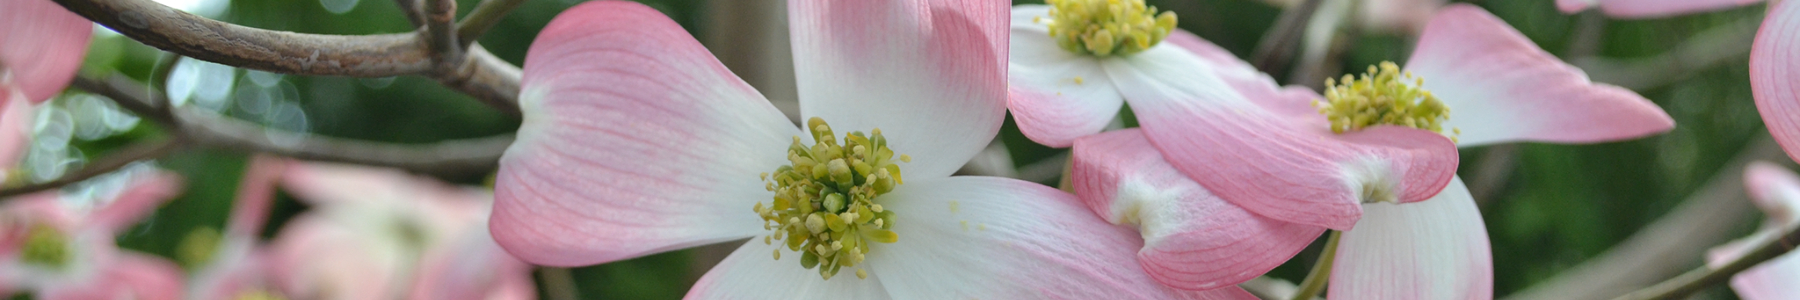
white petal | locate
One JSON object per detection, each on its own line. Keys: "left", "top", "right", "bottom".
{"left": 687, "top": 241, "right": 892, "bottom": 300}
{"left": 1329, "top": 177, "right": 1494, "bottom": 300}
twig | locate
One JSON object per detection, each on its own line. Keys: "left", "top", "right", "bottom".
{"left": 73, "top": 75, "right": 512, "bottom": 177}
{"left": 539, "top": 267, "right": 580, "bottom": 300}
{"left": 50, "top": 0, "right": 522, "bottom": 114}
{"left": 1251, "top": 0, "right": 1324, "bottom": 75}
{"left": 456, "top": 0, "right": 529, "bottom": 46}
{"left": 1613, "top": 222, "right": 1800, "bottom": 300}
{"left": 1290, "top": 230, "right": 1339, "bottom": 300}
{"left": 395, "top": 0, "right": 427, "bottom": 27}
{"left": 1468, "top": 144, "right": 1518, "bottom": 206}
{"left": 0, "top": 138, "right": 184, "bottom": 198}
{"left": 1503, "top": 135, "right": 1787, "bottom": 300}
{"left": 423, "top": 0, "right": 460, "bottom": 62}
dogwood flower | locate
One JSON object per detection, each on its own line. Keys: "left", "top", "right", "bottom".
{"left": 1706, "top": 162, "right": 1800, "bottom": 300}
{"left": 1070, "top": 4, "right": 1673, "bottom": 297}
{"left": 0, "top": 166, "right": 185, "bottom": 300}
{"left": 267, "top": 162, "right": 532, "bottom": 300}
{"left": 1557, "top": 0, "right": 1765, "bottom": 18}
{"left": 488, "top": 1, "right": 1255, "bottom": 298}
{"left": 1008, "top": 1, "right": 1460, "bottom": 231}
{"left": 0, "top": 0, "right": 91, "bottom": 181}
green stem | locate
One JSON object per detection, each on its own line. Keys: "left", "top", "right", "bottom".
{"left": 1613, "top": 223, "right": 1800, "bottom": 300}
{"left": 1291, "top": 230, "right": 1341, "bottom": 300}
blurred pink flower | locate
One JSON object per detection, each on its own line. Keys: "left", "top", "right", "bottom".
{"left": 1706, "top": 162, "right": 1800, "bottom": 300}
{"left": 187, "top": 156, "right": 285, "bottom": 300}
{"left": 1008, "top": 3, "right": 1459, "bottom": 233}
{"left": 1068, "top": 4, "right": 1671, "bottom": 298}
{"left": 0, "top": 0, "right": 92, "bottom": 177}
{"left": 488, "top": 0, "right": 1253, "bottom": 298}
{"left": 0, "top": 169, "right": 186, "bottom": 300}
{"left": 267, "top": 162, "right": 531, "bottom": 300}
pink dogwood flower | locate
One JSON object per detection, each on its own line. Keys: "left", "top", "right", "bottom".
{"left": 0, "top": 0, "right": 91, "bottom": 178}
{"left": 1706, "top": 162, "right": 1800, "bottom": 300}
{"left": 1008, "top": 1, "right": 1459, "bottom": 232}
{"left": 488, "top": 1, "right": 1254, "bottom": 298}
{"left": 0, "top": 168, "right": 185, "bottom": 300}
{"left": 267, "top": 162, "right": 532, "bottom": 300}
{"left": 1072, "top": 4, "right": 1672, "bottom": 298}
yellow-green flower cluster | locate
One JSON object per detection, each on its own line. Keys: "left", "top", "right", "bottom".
{"left": 1043, "top": 0, "right": 1178, "bottom": 56}
{"left": 1317, "top": 61, "right": 1455, "bottom": 138}
{"left": 755, "top": 117, "right": 903, "bottom": 280}
{"left": 21, "top": 224, "right": 71, "bottom": 269}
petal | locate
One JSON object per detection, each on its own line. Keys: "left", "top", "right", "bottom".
{"left": 1573, "top": 0, "right": 1765, "bottom": 18}
{"left": 1755, "top": 1, "right": 1800, "bottom": 165}
{"left": 40, "top": 252, "right": 185, "bottom": 300}
{"left": 1328, "top": 177, "right": 1493, "bottom": 300}
{"left": 1072, "top": 129, "right": 1328, "bottom": 290}
{"left": 0, "top": 90, "right": 33, "bottom": 173}
{"left": 1110, "top": 45, "right": 1458, "bottom": 230}
{"left": 686, "top": 241, "right": 893, "bottom": 300}
{"left": 1005, "top": 5, "right": 1123, "bottom": 148}
{"left": 865, "top": 176, "right": 1257, "bottom": 299}
{"left": 0, "top": 0, "right": 92, "bottom": 103}
{"left": 86, "top": 170, "right": 183, "bottom": 234}
{"left": 1410, "top": 4, "right": 1673, "bottom": 147}
{"left": 496, "top": 1, "right": 798, "bottom": 267}
{"left": 267, "top": 215, "right": 405, "bottom": 300}
{"left": 1744, "top": 161, "right": 1800, "bottom": 226}
{"left": 409, "top": 227, "right": 536, "bottom": 300}
{"left": 227, "top": 155, "right": 286, "bottom": 238}
{"left": 789, "top": 0, "right": 1010, "bottom": 178}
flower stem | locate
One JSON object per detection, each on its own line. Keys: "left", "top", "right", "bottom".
{"left": 1290, "top": 230, "right": 1340, "bottom": 300}
{"left": 1612, "top": 223, "right": 1800, "bottom": 300}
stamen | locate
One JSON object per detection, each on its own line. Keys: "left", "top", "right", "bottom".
{"left": 1045, "top": 0, "right": 1179, "bottom": 57}
{"left": 755, "top": 117, "right": 904, "bottom": 280}
{"left": 1315, "top": 61, "right": 1454, "bottom": 138}
{"left": 20, "top": 224, "right": 71, "bottom": 269}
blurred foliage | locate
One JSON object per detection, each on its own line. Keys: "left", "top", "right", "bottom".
{"left": 58, "top": 0, "right": 1777, "bottom": 298}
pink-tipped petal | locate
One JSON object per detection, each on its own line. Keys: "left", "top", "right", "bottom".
{"left": 1071, "top": 129, "right": 1326, "bottom": 290}
{"left": 687, "top": 241, "right": 894, "bottom": 300}
{"left": 1755, "top": 1, "right": 1800, "bottom": 165}
{"left": 87, "top": 171, "right": 183, "bottom": 234}
{"left": 1006, "top": 5, "right": 1124, "bottom": 148}
{"left": 1110, "top": 45, "right": 1458, "bottom": 230}
{"left": 496, "top": 1, "right": 796, "bottom": 267}
{"left": 864, "top": 177, "right": 1257, "bottom": 299}
{"left": 0, "top": 0, "right": 92, "bottom": 103}
{"left": 227, "top": 156, "right": 286, "bottom": 238}
{"left": 1411, "top": 4, "right": 1673, "bottom": 147}
{"left": 40, "top": 252, "right": 185, "bottom": 300}
{"left": 789, "top": 0, "right": 1009, "bottom": 178}
{"left": 1744, "top": 161, "right": 1800, "bottom": 226}
{"left": 1579, "top": 0, "right": 1765, "bottom": 18}
{"left": 1328, "top": 177, "right": 1493, "bottom": 300}
{"left": 0, "top": 90, "right": 33, "bottom": 173}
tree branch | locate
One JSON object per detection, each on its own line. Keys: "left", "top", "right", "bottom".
{"left": 1504, "top": 135, "right": 1787, "bottom": 300}
{"left": 423, "top": 0, "right": 460, "bottom": 62}
{"left": 1614, "top": 222, "right": 1800, "bottom": 300}
{"left": 73, "top": 75, "right": 511, "bottom": 177}
{"left": 1251, "top": 0, "right": 1324, "bottom": 75}
{"left": 457, "top": 0, "right": 528, "bottom": 46}
{"left": 51, "top": 0, "right": 521, "bottom": 114}
{"left": 0, "top": 138, "right": 184, "bottom": 198}
{"left": 395, "top": 0, "right": 427, "bottom": 27}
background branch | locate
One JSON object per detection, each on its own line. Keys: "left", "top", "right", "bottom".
{"left": 74, "top": 75, "right": 511, "bottom": 177}
{"left": 1251, "top": 0, "right": 1324, "bottom": 75}
{"left": 0, "top": 138, "right": 183, "bottom": 198}
{"left": 457, "top": 0, "right": 529, "bottom": 47}
{"left": 1615, "top": 222, "right": 1800, "bottom": 299}
{"left": 1504, "top": 135, "right": 1786, "bottom": 300}
{"left": 52, "top": 0, "right": 522, "bottom": 114}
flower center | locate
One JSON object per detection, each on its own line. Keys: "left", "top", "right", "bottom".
{"left": 1041, "top": 0, "right": 1178, "bottom": 57}
{"left": 178, "top": 227, "right": 223, "bottom": 269}
{"left": 755, "top": 117, "right": 903, "bottom": 280}
{"left": 20, "top": 224, "right": 72, "bottom": 269}
{"left": 235, "top": 289, "right": 288, "bottom": 300}
{"left": 1315, "top": 61, "right": 1456, "bottom": 139}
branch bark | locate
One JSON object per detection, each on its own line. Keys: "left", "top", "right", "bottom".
{"left": 0, "top": 138, "right": 183, "bottom": 198}
{"left": 52, "top": 0, "right": 522, "bottom": 114}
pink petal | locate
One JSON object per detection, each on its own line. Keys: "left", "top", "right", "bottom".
{"left": 0, "top": 90, "right": 33, "bottom": 173}
{"left": 496, "top": 1, "right": 796, "bottom": 267}
{"left": 1409, "top": 4, "right": 1673, "bottom": 147}
{"left": 40, "top": 252, "right": 185, "bottom": 300}
{"left": 408, "top": 227, "right": 535, "bottom": 300}
{"left": 266, "top": 215, "right": 404, "bottom": 300}
{"left": 1070, "top": 129, "right": 1326, "bottom": 290}
{"left": 86, "top": 171, "right": 184, "bottom": 234}
{"left": 1111, "top": 45, "right": 1459, "bottom": 230}
{"left": 1005, "top": 5, "right": 1124, "bottom": 148}
{"left": 864, "top": 177, "right": 1257, "bottom": 299}
{"left": 1328, "top": 177, "right": 1493, "bottom": 300}
{"left": 688, "top": 241, "right": 894, "bottom": 299}
{"left": 280, "top": 161, "right": 435, "bottom": 207}
{"left": 1560, "top": 0, "right": 1765, "bottom": 18}
{"left": 1744, "top": 161, "right": 1800, "bottom": 226}
{"left": 227, "top": 155, "right": 286, "bottom": 238}
{"left": 0, "top": 0, "right": 91, "bottom": 103}
{"left": 190, "top": 239, "right": 271, "bottom": 300}
{"left": 789, "top": 0, "right": 1009, "bottom": 178}
{"left": 1755, "top": 1, "right": 1800, "bottom": 165}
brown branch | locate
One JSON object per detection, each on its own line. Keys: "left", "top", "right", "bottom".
{"left": 457, "top": 0, "right": 529, "bottom": 46}
{"left": 74, "top": 75, "right": 512, "bottom": 177}
{"left": 1251, "top": 0, "right": 1324, "bottom": 75}
{"left": 395, "top": 0, "right": 427, "bottom": 27}
{"left": 1614, "top": 222, "right": 1800, "bottom": 299}
{"left": 1503, "top": 135, "right": 1787, "bottom": 300}
{"left": 423, "top": 0, "right": 460, "bottom": 62}
{"left": 0, "top": 139, "right": 184, "bottom": 198}
{"left": 51, "top": 0, "right": 521, "bottom": 114}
